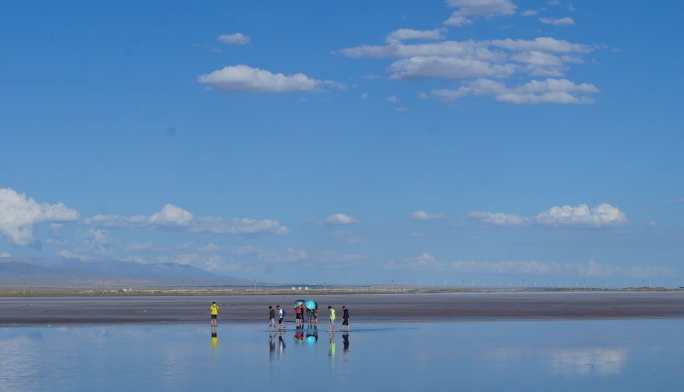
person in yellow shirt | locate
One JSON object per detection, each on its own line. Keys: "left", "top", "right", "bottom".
{"left": 327, "top": 306, "right": 336, "bottom": 332}
{"left": 210, "top": 302, "right": 219, "bottom": 327}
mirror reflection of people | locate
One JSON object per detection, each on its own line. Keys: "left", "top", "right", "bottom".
{"left": 342, "top": 333, "right": 350, "bottom": 353}
{"left": 209, "top": 302, "right": 219, "bottom": 327}
{"left": 269, "top": 332, "right": 276, "bottom": 357}
{"left": 341, "top": 306, "right": 350, "bottom": 332}
{"left": 278, "top": 331, "right": 286, "bottom": 354}
{"left": 211, "top": 331, "right": 218, "bottom": 352}
{"left": 328, "top": 331, "right": 336, "bottom": 357}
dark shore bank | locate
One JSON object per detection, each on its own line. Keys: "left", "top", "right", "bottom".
{"left": 1, "top": 291, "right": 684, "bottom": 325}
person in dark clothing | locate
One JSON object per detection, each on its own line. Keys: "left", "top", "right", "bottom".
{"left": 341, "top": 306, "right": 350, "bottom": 332}
{"left": 268, "top": 306, "right": 276, "bottom": 333}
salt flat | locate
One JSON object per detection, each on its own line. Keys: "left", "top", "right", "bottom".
{"left": 1, "top": 291, "right": 683, "bottom": 325}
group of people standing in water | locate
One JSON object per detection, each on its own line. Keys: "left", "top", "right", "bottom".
{"left": 209, "top": 301, "right": 350, "bottom": 333}
{"left": 270, "top": 303, "right": 350, "bottom": 333}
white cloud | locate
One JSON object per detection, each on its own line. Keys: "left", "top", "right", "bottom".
{"left": 535, "top": 203, "right": 628, "bottom": 227}
{"left": 445, "top": 0, "right": 517, "bottom": 27}
{"left": 547, "top": 0, "right": 561, "bottom": 5}
{"left": 197, "top": 65, "right": 334, "bottom": 94}
{"left": 389, "top": 56, "right": 517, "bottom": 80}
{"left": 386, "top": 28, "right": 447, "bottom": 44}
{"left": 539, "top": 17, "right": 575, "bottom": 26}
{"left": 360, "top": 93, "right": 368, "bottom": 100}
{"left": 469, "top": 211, "right": 530, "bottom": 225}
{"left": 417, "top": 92, "right": 429, "bottom": 99}
{"left": 321, "top": 213, "right": 360, "bottom": 226}
{"left": 56, "top": 249, "right": 89, "bottom": 261}
{"left": 337, "top": 40, "right": 499, "bottom": 59}
{"left": 337, "top": 36, "right": 596, "bottom": 86}
{"left": 0, "top": 188, "right": 79, "bottom": 246}
{"left": 568, "top": 3, "right": 576, "bottom": 12}
{"left": 394, "top": 107, "right": 410, "bottom": 112}
{"left": 326, "top": 230, "right": 363, "bottom": 244}
{"left": 384, "top": 255, "right": 675, "bottom": 278}
{"left": 218, "top": 33, "right": 251, "bottom": 45}
{"left": 489, "top": 37, "right": 592, "bottom": 53}
{"left": 0, "top": 252, "right": 11, "bottom": 257}
{"left": 521, "top": 10, "right": 538, "bottom": 16}
{"left": 468, "top": 203, "right": 627, "bottom": 228}
{"left": 409, "top": 210, "right": 445, "bottom": 220}
{"left": 433, "top": 78, "right": 599, "bottom": 104}
{"left": 83, "top": 228, "right": 110, "bottom": 253}
{"left": 648, "top": 221, "right": 659, "bottom": 228}
{"left": 86, "top": 204, "right": 289, "bottom": 235}
{"left": 386, "top": 95, "right": 400, "bottom": 102}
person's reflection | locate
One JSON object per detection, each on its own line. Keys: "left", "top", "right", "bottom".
{"left": 342, "top": 333, "right": 350, "bottom": 353}
{"left": 269, "top": 332, "right": 276, "bottom": 358}
{"left": 305, "top": 324, "right": 318, "bottom": 346}
{"left": 278, "top": 331, "right": 286, "bottom": 358}
{"left": 328, "top": 331, "right": 336, "bottom": 357}
{"left": 211, "top": 331, "right": 218, "bottom": 352}
{"left": 294, "top": 330, "right": 305, "bottom": 344}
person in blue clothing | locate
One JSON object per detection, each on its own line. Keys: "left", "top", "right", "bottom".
{"left": 341, "top": 306, "right": 350, "bottom": 332}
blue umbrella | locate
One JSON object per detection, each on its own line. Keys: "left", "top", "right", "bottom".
{"left": 305, "top": 300, "right": 316, "bottom": 310}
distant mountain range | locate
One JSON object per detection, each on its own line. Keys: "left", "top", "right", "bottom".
{"left": 0, "top": 257, "right": 248, "bottom": 287}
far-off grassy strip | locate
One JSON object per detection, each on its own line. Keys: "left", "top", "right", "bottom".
{"left": 0, "top": 285, "right": 679, "bottom": 297}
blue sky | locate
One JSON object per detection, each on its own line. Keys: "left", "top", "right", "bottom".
{"left": 1, "top": 0, "right": 683, "bottom": 286}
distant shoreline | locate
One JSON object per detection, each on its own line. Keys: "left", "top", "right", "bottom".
{"left": 0, "top": 286, "right": 681, "bottom": 298}
{"left": 1, "top": 291, "right": 683, "bottom": 326}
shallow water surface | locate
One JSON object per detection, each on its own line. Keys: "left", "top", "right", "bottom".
{"left": 1, "top": 320, "right": 682, "bottom": 392}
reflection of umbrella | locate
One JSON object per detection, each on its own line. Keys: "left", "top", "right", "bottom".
{"left": 305, "top": 300, "right": 316, "bottom": 310}
{"left": 293, "top": 299, "right": 305, "bottom": 309}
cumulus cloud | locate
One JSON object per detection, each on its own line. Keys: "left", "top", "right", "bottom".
{"left": 539, "top": 17, "right": 575, "bottom": 26}
{"left": 433, "top": 78, "right": 599, "bottom": 104}
{"left": 337, "top": 36, "right": 597, "bottom": 88}
{"left": 444, "top": 0, "right": 517, "bottom": 27}
{"left": 386, "top": 28, "right": 447, "bottom": 44}
{"left": 321, "top": 213, "right": 360, "bottom": 226}
{"left": 521, "top": 10, "right": 538, "bottom": 16}
{"left": 86, "top": 204, "right": 289, "bottom": 235}
{"left": 468, "top": 203, "right": 627, "bottom": 227}
{"left": 409, "top": 210, "right": 445, "bottom": 220}
{"left": 0, "top": 252, "right": 11, "bottom": 257}
{"left": 389, "top": 56, "right": 517, "bottom": 80}
{"left": 489, "top": 37, "right": 592, "bottom": 53}
{"left": 386, "top": 95, "right": 400, "bottom": 102}
{"left": 197, "top": 65, "right": 335, "bottom": 93}
{"left": 218, "top": 33, "right": 251, "bottom": 45}
{"left": 0, "top": 188, "right": 79, "bottom": 246}
{"left": 535, "top": 203, "right": 628, "bottom": 227}
{"left": 384, "top": 255, "right": 675, "bottom": 278}
{"left": 469, "top": 211, "right": 529, "bottom": 225}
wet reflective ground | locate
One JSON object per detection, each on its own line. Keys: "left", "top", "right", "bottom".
{"left": 1, "top": 320, "right": 682, "bottom": 392}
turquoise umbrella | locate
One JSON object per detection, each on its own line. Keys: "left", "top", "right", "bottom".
{"left": 293, "top": 299, "right": 305, "bottom": 309}
{"left": 305, "top": 300, "right": 316, "bottom": 310}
